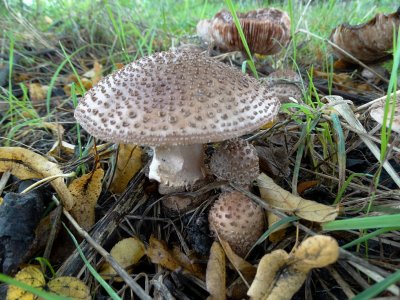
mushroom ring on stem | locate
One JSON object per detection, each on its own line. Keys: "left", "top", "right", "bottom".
{"left": 74, "top": 49, "right": 280, "bottom": 189}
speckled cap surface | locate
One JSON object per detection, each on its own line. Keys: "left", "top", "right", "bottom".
{"left": 74, "top": 49, "right": 280, "bottom": 146}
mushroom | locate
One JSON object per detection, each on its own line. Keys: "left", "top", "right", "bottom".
{"left": 74, "top": 49, "right": 280, "bottom": 190}
{"left": 197, "top": 8, "right": 291, "bottom": 56}
{"left": 370, "top": 101, "right": 400, "bottom": 133}
{"left": 208, "top": 191, "right": 264, "bottom": 256}
{"left": 209, "top": 138, "right": 259, "bottom": 188}
{"left": 264, "top": 69, "right": 304, "bottom": 105}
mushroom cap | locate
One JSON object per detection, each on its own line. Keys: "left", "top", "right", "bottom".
{"left": 210, "top": 138, "right": 259, "bottom": 185}
{"left": 264, "top": 69, "right": 304, "bottom": 104}
{"left": 197, "top": 8, "right": 291, "bottom": 55}
{"left": 329, "top": 8, "right": 400, "bottom": 63}
{"left": 74, "top": 49, "right": 280, "bottom": 146}
{"left": 370, "top": 101, "right": 400, "bottom": 133}
{"left": 208, "top": 191, "right": 264, "bottom": 256}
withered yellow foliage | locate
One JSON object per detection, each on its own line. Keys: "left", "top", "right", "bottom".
{"left": 100, "top": 237, "right": 146, "bottom": 280}
{"left": 7, "top": 266, "right": 91, "bottom": 300}
{"left": 7, "top": 266, "right": 45, "bottom": 300}
{"left": 257, "top": 173, "right": 338, "bottom": 232}
{"left": 206, "top": 242, "right": 226, "bottom": 300}
{"left": 0, "top": 147, "right": 74, "bottom": 209}
{"left": 247, "top": 235, "right": 339, "bottom": 300}
{"left": 69, "top": 167, "right": 104, "bottom": 230}
{"left": 109, "top": 144, "right": 143, "bottom": 194}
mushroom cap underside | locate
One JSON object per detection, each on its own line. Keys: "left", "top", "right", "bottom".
{"left": 75, "top": 49, "right": 280, "bottom": 146}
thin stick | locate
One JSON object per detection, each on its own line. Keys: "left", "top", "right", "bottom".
{"left": 52, "top": 196, "right": 151, "bottom": 300}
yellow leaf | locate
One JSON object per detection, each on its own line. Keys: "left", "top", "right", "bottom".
{"left": 7, "top": 266, "right": 45, "bottom": 300}
{"left": 82, "top": 60, "right": 103, "bottom": 85}
{"left": 100, "top": 237, "right": 146, "bottom": 279}
{"left": 69, "top": 167, "right": 104, "bottom": 230}
{"left": 257, "top": 173, "right": 338, "bottom": 223}
{"left": 146, "top": 236, "right": 182, "bottom": 271}
{"left": 206, "top": 242, "right": 226, "bottom": 300}
{"left": 109, "top": 145, "right": 143, "bottom": 194}
{"left": 28, "top": 83, "right": 48, "bottom": 105}
{"left": 171, "top": 247, "right": 204, "bottom": 280}
{"left": 0, "top": 147, "right": 74, "bottom": 210}
{"left": 47, "top": 277, "right": 91, "bottom": 300}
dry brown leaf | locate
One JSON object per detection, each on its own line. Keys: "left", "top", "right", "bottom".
{"left": 69, "top": 167, "right": 104, "bottom": 230}
{"left": 100, "top": 237, "right": 145, "bottom": 280}
{"left": 257, "top": 173, "right": 338, "bottom": 223}
{"left": 109, "top": 144, "right": 143, "bottom": 193}
{"left": 0, "top": 147, "right": 74, "bottom": 210}
{"left": 47, "top": 140, "right": 76, "bottom": 161}
{"left": 330, "top": 8, "right": 400, "bottom": 63}
{"left": 83, "top": 60, "right": 103, "bottom": 85}
{"left": 206, "top": 242, "right": 226, "bottom": 300}
{"left": 248, "top": 235, "right": 339, "bottom": 300}
{"left": 171, "top": 246, "right": 205, "bottom": 280}
{"left": 28, "top": 83, "right": 48, "bottom": 105}
{"left": 146, "top": 236, "right": 187, "bottom": 272}
{"left": 220, "top": 239, "right": 257, "bottom": 300}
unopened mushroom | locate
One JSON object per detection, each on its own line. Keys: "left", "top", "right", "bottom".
{"left": 75, "top": 49, "right": 280, "bottom": 190}
{"left": 264, "top": 69, "right": 304, "bottom": 104}
{"left": 197, "top": 8, "right": 291, "bottom": 56}
{"left": 209, "top": 138, "right": 259, "bottom": 188}
{"left": 208, "top": 191, "right": 264, "bottom": 256}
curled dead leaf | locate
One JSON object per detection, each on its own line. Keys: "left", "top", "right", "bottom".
{"left": 206, "top": 242, "right": 226, "bottom": 300}
{"left": 109, "top": 144, "right": 143, "bottom": 194}
{"left": 257, "top": 173, "right": 338, "bottom": 223}
{"left": 100, "top": 237, "right": 145, "bottom": 280}
{"left": 0, "top": 147, "right": 74, "bottom": 210}
{"left": 69, "top": 167, "right": 104, "bottom": 230}
{"left": 330, "top": 8, "right": 400, "bottom": 63}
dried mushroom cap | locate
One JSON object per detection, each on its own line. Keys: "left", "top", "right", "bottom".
{"left": 197, "top": 8, "right": 290, "bottom": 55}
{"left": 330, "top": 8, "right": 400, "bottom": 63}
{"left": 75, "top": 49, "right": 280, "bottom": 146}
{"left": 208, "top": 191, "right": 264, "bottom": 256}
{"left": 370, "top": 101, "right": 400, "bottom": 133}
{"left": 265, "top": 70, "right": 304, "bottom": 104}
{"left": 210, "top": 138, "right": 259, "bottom": 186}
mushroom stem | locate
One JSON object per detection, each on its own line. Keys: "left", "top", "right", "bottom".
{"left": 148, "top": 144, "right": 206, "bottom": 188}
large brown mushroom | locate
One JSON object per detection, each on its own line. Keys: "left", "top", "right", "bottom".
{"left": 74, "top": 49, "right": 280, "bottom": 190}
{"left": 197, "top": 8, "right": 291, "bottom": 56}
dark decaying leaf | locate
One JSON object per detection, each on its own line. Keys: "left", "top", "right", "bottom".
{"left": 0, "top": 180, "right": 44, "bottom": 275}
{"left": 330, "top": 7, "right": 400, "bottom": 62}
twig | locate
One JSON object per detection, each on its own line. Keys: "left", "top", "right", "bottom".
{"left": 53, "top": 196, "right": 151, "bottom": 300}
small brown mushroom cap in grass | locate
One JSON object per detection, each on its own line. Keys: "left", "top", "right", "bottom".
{"left": 75, "top": 49, "right": 280, "bottom": 190}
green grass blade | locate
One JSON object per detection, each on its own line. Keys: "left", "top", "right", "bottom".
{"left": 63, "top": 224, "right": 122, "bottom": 300}
{"left": 224, "top": 0, "right": 258, "bottom": 79}
{"left": 0, "top": 273, "right": 70, "bottom": 300}
{"left": 352, "top": 269, "right": 400, "bottom": 300}
{"left": 323, "top": 214, "right": 400, "bottom": 231}
{"left": 341, "top": 227, "right": 396, "bottom": 249}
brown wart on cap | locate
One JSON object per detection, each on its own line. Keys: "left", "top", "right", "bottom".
{"left": 74, "top": 49, "right": 280, "bottom": 188}
{"left": 208, "top": 191, "right": 264, "bottom": 256}
{"left": 197, "top": 8, "right": 291, "bottom": 56}
{"left": 210, "top": 138, "right": 259, "bottom": 188}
